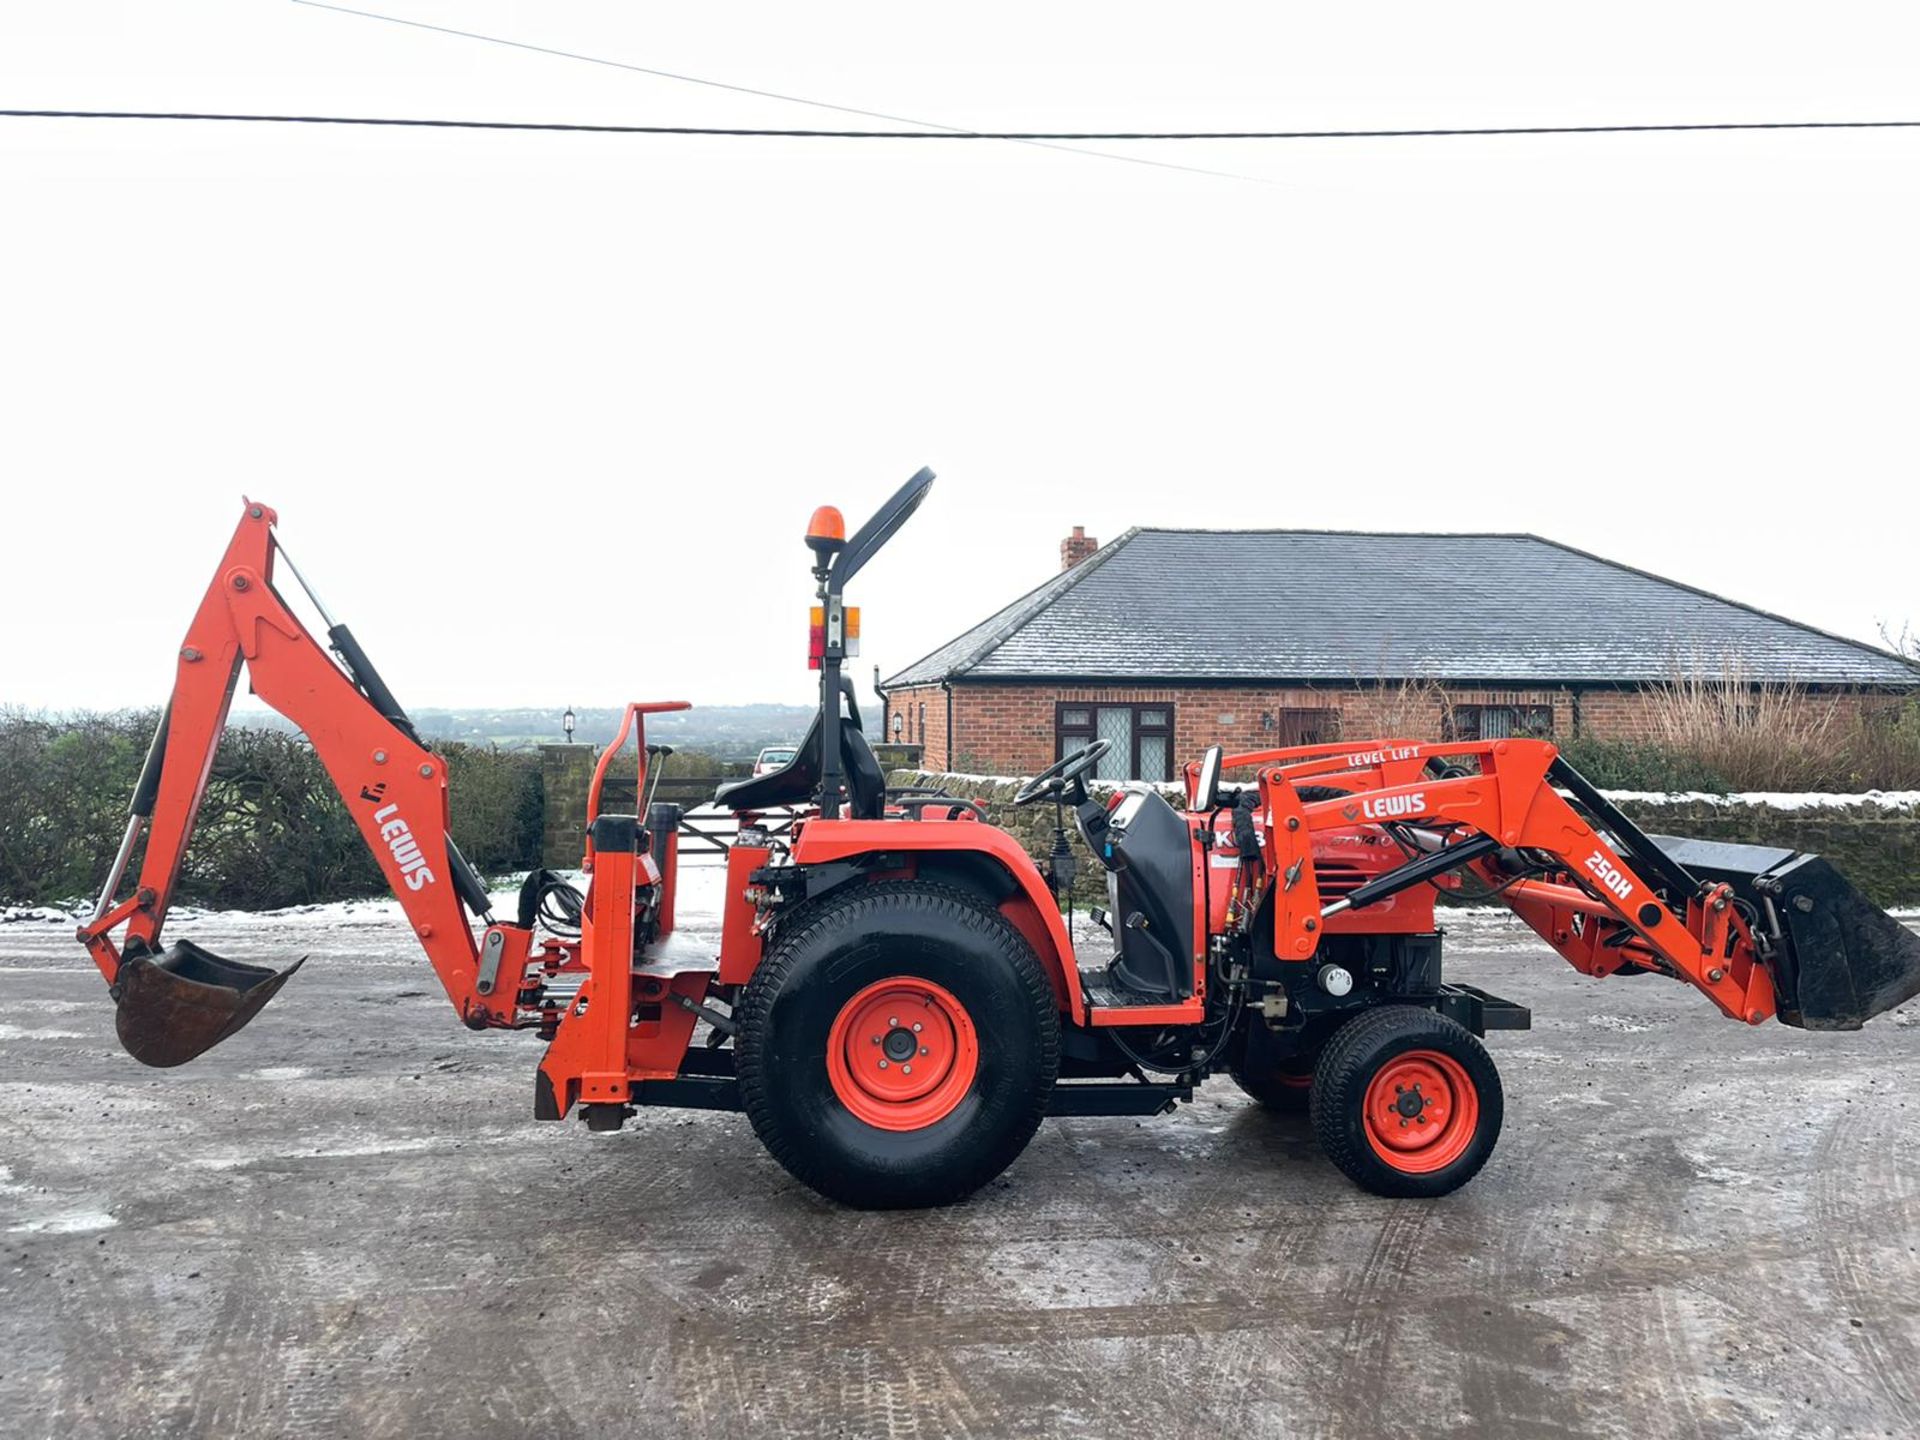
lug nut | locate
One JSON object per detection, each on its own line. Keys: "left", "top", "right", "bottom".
{"left": 902, "top": 1065, "right": 912, "bottom": 1075}
{"left": 1707, "top": 968, "right": 1725, "bottom": 983}
{"left": 878, "top": 1059, "right": 889, "bottom": 1069}
{"left": 919, "top": 1047, "right": 929, "bottom": 1056}
{"left": 888, "top": 1016, "right": 898, "bottom": 1027}
{"left": 912, "top": 1022, "right": 923, "bottom": 1033}
{"left": 871, "top": 1035, "right": 881, "bottom": 1045}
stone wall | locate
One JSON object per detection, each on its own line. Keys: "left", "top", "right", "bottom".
{"left": 1609, "top": 797, "right": 1920, "bottom": 908}
{"left": 890, "top": 770, "right": 1920, "bottom": 909}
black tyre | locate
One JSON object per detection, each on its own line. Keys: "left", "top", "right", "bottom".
{"left": 736, "top": 880, "right": 1060, "bottom": 1209}
{"left": 1228, "top": 1020, "right": 1315, "bottom": 1113}
{"left": 1309, "top": 1005, "right": 1503, "bottom": 1199}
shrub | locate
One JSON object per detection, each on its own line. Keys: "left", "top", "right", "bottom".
{"left": 441, "top": 742, "right": 543, "bottom": 874}
{"left": 1554, "top": 736, "right": 1732, "bottom": 793}
{"left": 1631, "top": 667, "right": 1920, "bottom": 792}
{"left": 1636, "top": 668, "right": 1849, "bottom": 792}
{"left": 0, "top": 709, "right": 545, "bottom": 908}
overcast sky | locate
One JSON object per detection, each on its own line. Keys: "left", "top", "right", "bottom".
{"left": 4, "top": 2, "right": 1917, "bottom": 718}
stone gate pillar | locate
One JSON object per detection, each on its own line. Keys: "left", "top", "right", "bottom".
{"left": 540, "top": 744, "right": 596, "bottom": 867}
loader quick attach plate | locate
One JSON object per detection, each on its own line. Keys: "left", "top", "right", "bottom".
{"left": 1651, "top": 836, "right": 1920, "bottom": 1031}
{"left": 111, "top": 940, "right": 305, "bottom": 1067}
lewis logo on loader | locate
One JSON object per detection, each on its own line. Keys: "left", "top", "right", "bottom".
{"left": 1361, "top": 791, "right": 1427, "bottom": 820}
{"left": 373, "top": 803, "right": 437, "bottom": 890}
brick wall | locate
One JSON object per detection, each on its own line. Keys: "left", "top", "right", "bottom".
{"left": 883, "top": 684, "right": 953, "bottom": 770}
{"left": 880, "top": 680, "right": 1884, "bottom": 778}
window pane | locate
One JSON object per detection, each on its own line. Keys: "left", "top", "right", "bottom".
{"left": 1137, "top": 709, "right": 1168, "bottom": 729}
{"left": 1482, "top": 707, "right": 1516, "bottom": 739}
{"left": 1095, "top": 708, "right": 1133, "bottom": 781}
{"left": 1060, "top": 708, "right": 1090, "bottom": 728}
{"left": 1139, "top": 734, "right": 1168, "bottom": 782}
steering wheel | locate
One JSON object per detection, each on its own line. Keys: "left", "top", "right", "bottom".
{"left": 1013, "top": 739, "right": 1112, "bottom": 806}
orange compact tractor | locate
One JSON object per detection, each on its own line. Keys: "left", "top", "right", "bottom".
{"left": 78, "top": 470, "right": 1920, "bottom": 1206}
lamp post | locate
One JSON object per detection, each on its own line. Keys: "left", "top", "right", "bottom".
{"left": 562, "top": 706, "right": 576, "bottom": 744}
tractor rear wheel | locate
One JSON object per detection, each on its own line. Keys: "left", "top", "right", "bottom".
{"left": 736, "top": 880, "right": 1059, "bottom": 1209}
{"left": 1309, "top": 1005, "right": 1503, "bottom": 1199}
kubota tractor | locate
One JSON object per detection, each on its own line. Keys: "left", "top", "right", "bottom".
{"left": 77, "top": 470, "right": 1920, "bottom": 1207}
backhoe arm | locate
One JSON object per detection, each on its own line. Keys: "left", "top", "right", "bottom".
{"left": 78, "top": 501, "right": 511, "bottom": 1058}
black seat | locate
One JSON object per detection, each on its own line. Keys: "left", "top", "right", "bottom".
{"left": 714, "top": 691, "right": 885, "bottom": 819}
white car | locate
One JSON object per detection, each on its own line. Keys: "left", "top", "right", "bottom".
{"left": 753, "top": 745, "right": 798, "bottom": 777}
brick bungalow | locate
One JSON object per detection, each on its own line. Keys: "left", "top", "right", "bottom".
{"left": 878, "top": 526, "right": 1919, "bottom": 780}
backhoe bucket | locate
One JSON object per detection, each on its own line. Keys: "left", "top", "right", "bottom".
{"left": 1653, "top": 836, "right": 1920, "bottom": 1030}
{"left": 111, "top": 941, "right": 305, "bottom": 1067}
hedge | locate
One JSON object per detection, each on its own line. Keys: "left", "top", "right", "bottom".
{"left": 0, "top": 710, "right": 542, "bottom": 910}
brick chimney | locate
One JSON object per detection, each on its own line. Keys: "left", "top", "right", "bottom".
{"left": 1060, "top": 525, "right": 1098, "bottom": 571}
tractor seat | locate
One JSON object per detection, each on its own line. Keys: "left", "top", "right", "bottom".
{"left": 714, "top": 704, "right": 885, "bottom": 819}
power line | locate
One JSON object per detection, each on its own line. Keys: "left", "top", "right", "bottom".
{"left": 287, "top": 0, "right": 1267, "bottom": 185}
{"left": 10, "top": 108, "right": 1920, "bottom": 141}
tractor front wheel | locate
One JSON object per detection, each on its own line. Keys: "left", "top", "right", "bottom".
{"left": 736, "top": 880, "right": 1059, "bottom": 1209}
{"left": 1309, "top": 1005, "right": 1503, "bottom": 1199}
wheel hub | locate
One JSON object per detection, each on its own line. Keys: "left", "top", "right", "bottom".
{"left": 827, "top": 978, "right": 979, "bottom": 1132}
{"left": 882, "top": 1027, "right": 918, "bottom": 1062}
{"left": 1393, "top": 1083, "right": 1429, "bottom": 1121}
{"left": 1362, "top": 1050, "right": 1481, "bottom": 1174}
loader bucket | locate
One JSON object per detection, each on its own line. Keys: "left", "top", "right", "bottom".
{"left": 1652, "top": 836, "right": 1920, "bottom": 1030}
{"left": 111, "top": 940, "right": 305, "bottom": 1067}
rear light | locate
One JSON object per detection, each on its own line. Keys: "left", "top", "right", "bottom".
{"left": 807, "top": 604, "right": 860, "bottom": 669}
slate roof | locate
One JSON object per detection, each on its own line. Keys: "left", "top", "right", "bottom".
{"left": 884, "top": 529, "right": 1919, "bottom": 689}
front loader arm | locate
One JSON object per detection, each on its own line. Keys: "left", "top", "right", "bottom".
{"left": 79, "top": 501, "right": 503, "bottom": 1034}
{"left": 1253, "top": 739, "right": 1782, "bottom": 1023}
{"left": 1248, "top": 735, "right": 1920, "bottom": 1029}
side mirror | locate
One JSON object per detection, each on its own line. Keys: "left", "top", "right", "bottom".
{"left": 1194, "top": 746, "right": 1223, "bottom": 812}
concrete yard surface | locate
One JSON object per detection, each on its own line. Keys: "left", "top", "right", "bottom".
{"left": 2, "top": 872, "right": 1917, "bottom": 1439}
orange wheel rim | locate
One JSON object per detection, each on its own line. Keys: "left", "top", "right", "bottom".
{"left": 1362, "top": 1049, "right": 1479, "bottom": 1174}
{"left": 826, "top": 978, "right": 979, "bottom": 1131}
